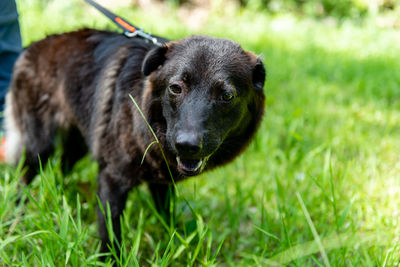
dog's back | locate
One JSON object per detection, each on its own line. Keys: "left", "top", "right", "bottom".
{"left": 4, "top": 29, "right": 154, "bottom": 180}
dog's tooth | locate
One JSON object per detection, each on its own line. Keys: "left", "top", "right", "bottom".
{"left": 176, "top": 156, "right": 182, "bottom": 166}
{"left": 193, "top": 160, "right": 203, "bottom": 171}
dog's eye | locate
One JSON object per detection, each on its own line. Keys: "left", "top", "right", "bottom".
{"left": 221, "top": 92, "right": 234, "bottom": 102}
{"left": 169, "top": 84, "right": 182, "bottom": 95}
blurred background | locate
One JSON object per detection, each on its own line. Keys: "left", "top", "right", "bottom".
{"left": 1, "top": 0, "right": 400, "bottom": 265}
{"left": 15, "top": 0, "right": 400, "bottom": 42}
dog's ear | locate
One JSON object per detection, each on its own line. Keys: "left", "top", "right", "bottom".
{"left": 252, "top": 57, "right": 266, "bottom": 92}
{"left": 142, "top": 45, "right": 169, "bottom": 76}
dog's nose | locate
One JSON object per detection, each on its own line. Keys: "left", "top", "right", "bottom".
{"left": 175, "top": 131, "right": 202, "bottom": 155}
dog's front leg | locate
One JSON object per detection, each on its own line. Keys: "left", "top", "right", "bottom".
{"left": 97, "top": 168, "right": 130, "bottom": 260}
{"left": 148, "top": 183, "right": 175, "bottom": 225}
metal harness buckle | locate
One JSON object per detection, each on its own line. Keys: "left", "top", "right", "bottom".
{"left": 124, "top": 30, "right": 163, "bottom": 47}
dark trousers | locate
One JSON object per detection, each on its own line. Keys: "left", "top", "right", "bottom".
{"left": 0, "top": 0, "right": 22, "bottom": 116}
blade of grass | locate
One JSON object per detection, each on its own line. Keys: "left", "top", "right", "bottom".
{"left": 132, "top": 209, "right": 144, "bottom": 257}
{"left": 253, "top": 225, "right": 280, "bottom": 242}
{"left": 160, "top": 230, "right": 176, "bottom": 266}
{"left": 129, "top": 94, "right": 178, "bottom": 196}
{"left": 141, "top": 140, "right": 158, "bottom": 165}
{"left": 268, "top": 231, "right": 388, "bottom": 264}
{"left": 172, "top": 231, "right": 197, "bottom": 260}
{"left": 296, "top": 192, "right": 331, "bottom": 267}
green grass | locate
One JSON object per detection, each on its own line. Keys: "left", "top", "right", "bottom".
{"left": 1, "top": 0, "right": 400, "bottom": 266}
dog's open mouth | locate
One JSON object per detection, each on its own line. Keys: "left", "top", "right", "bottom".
{"left": 176, "top": 156, "right": 206, "bottom": 175}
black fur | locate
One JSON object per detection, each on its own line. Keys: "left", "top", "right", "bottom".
{"left": 4, "top": 29, "right": 266, "bottom": 258}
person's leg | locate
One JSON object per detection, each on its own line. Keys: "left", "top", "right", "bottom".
{"left": 0, "top": 0, "right": 22, "bottom": 116}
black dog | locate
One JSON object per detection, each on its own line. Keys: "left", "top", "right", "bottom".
{"left": 3, "top": 29, "right": 265, "bottom": 255}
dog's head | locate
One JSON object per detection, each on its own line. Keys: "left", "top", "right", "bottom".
{"left": 142, "top": 36, "right": 265, "bottom": 176}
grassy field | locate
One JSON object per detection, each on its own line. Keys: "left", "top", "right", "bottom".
{"left": 1, "top": 0, "right": 400, "bottom": 266}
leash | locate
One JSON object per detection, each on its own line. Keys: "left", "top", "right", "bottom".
{"left": 85, "top": 0, "right": 164, "bottom": 47}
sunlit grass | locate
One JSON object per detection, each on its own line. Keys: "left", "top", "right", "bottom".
{"left": 1, "top": 0, "right": 400, "bottom": 265}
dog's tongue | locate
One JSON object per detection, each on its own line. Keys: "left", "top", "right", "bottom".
{"left": 177, "top": 157, "right": 203, "bottom": 172}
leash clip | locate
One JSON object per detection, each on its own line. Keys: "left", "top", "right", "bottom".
{"left": 125, "top": 30, "right": 163, "bottom": 47}
{"left": 124, "top": 30, "right": 138, "bottom": 38}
